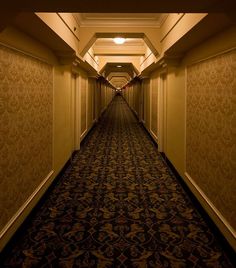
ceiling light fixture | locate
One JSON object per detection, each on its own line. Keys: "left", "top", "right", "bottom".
{"left": 117, "top": 65, "right": 122, "bottom": 68}
{"left": 113, "top": 37, "right": 125, "bottom": 44}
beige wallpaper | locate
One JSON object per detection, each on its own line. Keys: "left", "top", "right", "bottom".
{"left": 186, "top": 49, "right": 236, "bottom": 230}
{"left": 0, "top": 45, "right": 52, "bottom": 231}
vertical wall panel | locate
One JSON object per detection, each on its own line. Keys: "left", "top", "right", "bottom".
{"left": 151, "top": 76, "right": 158, "bottom": 137}
{"left": 87, "top": 78, "right": 94, "bottom": 129}
{"left": 53, "top": 65, "right": 73, "bottom": 175}
{"left": 186, "top": 49, "right": 236, "bottom": 230}
{"left": 0, "top": 45, "right": 52, "bottom": 230}
{"left": 80, "top": 73, "right": 87, "bottom": 136}
{"left": 143, "top": 79, "right": 150, "bottom": 130}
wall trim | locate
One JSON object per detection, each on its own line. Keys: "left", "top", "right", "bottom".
{"left": 80, "top": 119, "right": 97, "bottom": 143}
{"left": 184, "top": 172, "right": 236, "bottom": 251}
{"left": 187, "top": 46, "right": 236, "bottom": 67}
{"left": 56, "top": 13, "right": 80, "bottom": 42}
{"left": 150, "top": 129, "right": 158, "bottom": 143}
{"left": 0, "top": 170, "right": 54, "bottom": 252}
{"left": 160, "top": 13, "right": 185, "bottom": 42}
{"left": 80, "top": 129, "right": 88, "bottom": 142}
{"left": 0, "top": 41, "right": 52, "bottom": 65}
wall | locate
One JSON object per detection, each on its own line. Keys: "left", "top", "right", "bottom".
{"left": 53, "top": 65, "right": 73, "bottom": 177}
{"left": 166, "top": 66, "right": 185, "bottom": 177}
{"left": 143, "top": 78, "right": 151, "bottom": 131}
{"left": 80, "top": 71, "right": 87, "bottom": 138}
{"left": 0, "top": 25, "right": 115, "bottom": 252}
{"left": 132, "top": 25, "right": 236, "bottom": 250}
{"left": 150, "top": 72, "right": 159, "bottom": 141}
{"left": 101, "top": 83, "right": 106, "bottom": 113}
{"left": 140, "top": 45, "right": 157, "bottom": 72}
{"left": 123, "top": 82, "right": 139, "bottom": 118}
{"left": 0, "top": 36, "right": 53, "bottom": 250}
{"left": 88, "top": 78, "right": 96, "bottom": 127}
{"left": 36, "top": 13, "right": 80, "bottom": 57}
{"left": 186, "top": 46, "right": 236, "bottom": 232}
{"left": 183, "top": 26, "right": 236, "bottom": 250}
{"left": 84, "top": 48, "right": 99, "bottom": 71}
{"left": 160, "top": 13, "right": 207, "bottom": 54}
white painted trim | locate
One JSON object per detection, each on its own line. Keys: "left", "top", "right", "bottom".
{"left": 187, "top": 47, "right": 236, "bottom": 67}
{"left": 0, "top": 41, "right": 52, "bottom": 65}
{"left": 56, "top": 13, "right": 80, "bottom": 42}
{"left": 80, "top": 129, "right": 88, "bottom": 142}
{"left": 140, "top": 51, "right": 154, "bottom": 67}
{"left": 80, "top": 120, "right": 96, "bottom": 143}
{"left": 150, "top": 129, "right": 158, "bottom": 143}
{"left": 0, "top": 171, "right": 54, "bottom": 252}
{"left": 160, "top": 13, "right": 185, "bottom": 42}
{"left": 131, "top": 108, "right": 138, "bottom": 117}
{"left": 184, "top": 172, "right": 236, "bottom": 251}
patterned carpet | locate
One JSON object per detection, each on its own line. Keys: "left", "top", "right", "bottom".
{"left": 1, "top": 96, "right": 234, "bottom": 267}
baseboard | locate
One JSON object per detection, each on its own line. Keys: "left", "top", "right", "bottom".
{"left": 140, "top": 121, "right": 158, "bottom": 148}
{"left": 80, "top": 129, "right": 88, "bottom": 142}
{"left": 80, "top": 121, "right": 97, "bottom": 145}
{"left": 184, "top": 172, "right": 236, "bottom": 252}
{"left": 100, "top": 107, "right": 107, "bottom": 116}
{"left": 0, "top": 170, "right": 54, "bottom": 252}
{"left": 150, "top": 129, "right": 158, "bottom": 144}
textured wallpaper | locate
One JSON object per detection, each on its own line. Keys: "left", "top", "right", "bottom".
{"left": 186, "top": 49, "right": 236, "bottom": 230}
{"left": 0, "top": 45, "right": 53, "bottom": 231}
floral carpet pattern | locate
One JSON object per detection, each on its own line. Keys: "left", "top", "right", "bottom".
{"left": 1, "top": 96, "right": 234, "bottom": 267}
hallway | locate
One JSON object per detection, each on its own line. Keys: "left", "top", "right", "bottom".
{"left": 1, "top": 96, "right": 234, "bottom": 267}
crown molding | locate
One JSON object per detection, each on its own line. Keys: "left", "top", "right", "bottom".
{"left": 73, "top": 13, "right": 169, "bottom": 28}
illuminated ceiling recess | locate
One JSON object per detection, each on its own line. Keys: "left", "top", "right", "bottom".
{"left": 113, "top": 37, "right": 126, "bottom": 44}
{"left": 75, "top": 13, "right": 169, "bottom": 89}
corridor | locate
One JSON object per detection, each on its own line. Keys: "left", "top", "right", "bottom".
{"left": 1, "top": 96, "right": 234, "bottom": 267}
{"left": 0, "top": 10, "right": 236, "bottom": 268}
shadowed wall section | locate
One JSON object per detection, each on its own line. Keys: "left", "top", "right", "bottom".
{"left": 80, "top": 72, "right": 87, "bottom": 138}
{"left": 0, "top": 45, "right": 53, "bottom": 231}
{"left": 186, "top": 49, "right": 236, "bottom": 231}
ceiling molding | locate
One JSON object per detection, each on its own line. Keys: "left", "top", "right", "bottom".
{"left": 74, "top": 13, "right": 168, "bottom": 28}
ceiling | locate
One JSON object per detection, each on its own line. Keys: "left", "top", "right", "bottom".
{"left": 93, "top": 38, "right": 146, "bottom": 56}
{"left": 75, "top": 13, "right": 165, "bottom": 88}
{"left": 6, "top": 10, "right": 233, "bottom": 89}
{"left": 1, "top": 0, "right": 232, "bottom": 12}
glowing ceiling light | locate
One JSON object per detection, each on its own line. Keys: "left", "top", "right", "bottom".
{"left": 113, "top": 37, "right": 125, "bottom": 44}
{"left": 117, "top": 65, "right": 122, "bottom": 68}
